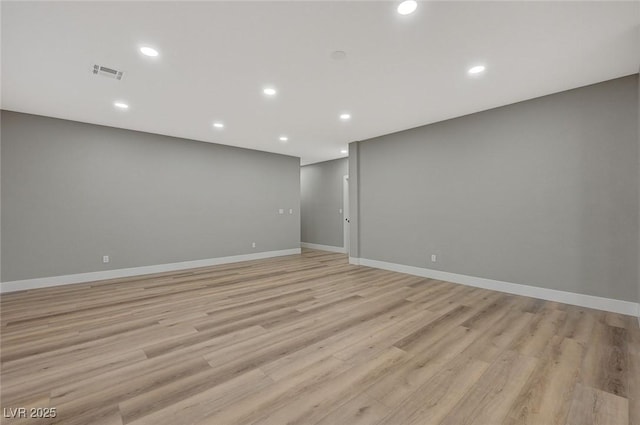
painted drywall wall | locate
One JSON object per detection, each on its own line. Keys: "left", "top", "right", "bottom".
{"left": 0, "top": 125, "right": 2, "bottom": 281}
{"left": 348, "top": 143, "right": 360, "bottom": 260}
{"left": 300, "top": 158, "right": 348, "bottom": 248}
{"left": 352, "top": 75, "right": 639, "bottom": 302}
{"left": 1, "top": 111, "right": 300, "bottom": 282}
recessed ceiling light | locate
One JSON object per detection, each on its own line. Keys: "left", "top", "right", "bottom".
{"left": 213, "top": 122, "right": 224, "bottom": 129}
{"left": 139, "top": 46, "right": 159, "bottom": 57}
{"left": 341, "top": 149, "right": 348, "bottom": 154}
{"left": 279, "top": 136, "right": 288, "bottom": 142}
{"left": 468, "top": 65, "right": 486, "bottom": 75}
{"left": 340, "top": 113, "right": 351, "bottom": 121}
{"left": 114, "top": 101, "right": 129, "bottom": 109}
{"left": 263, "top": 87, "right": 277, "bottom": 96}
{"left": 397, "top": 0, "right": 418, "bottom": 15}
{"left": 331, "top": 51, "right": 347, "bottom": 61}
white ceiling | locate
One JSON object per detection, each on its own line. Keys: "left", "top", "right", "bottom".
{"left": 2, "top": 1, "right": 639, "bottom": 165}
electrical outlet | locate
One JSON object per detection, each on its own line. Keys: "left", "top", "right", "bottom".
{"left": 339, "top": 208, "right": 343, "bottom": 214}
{"left": 252, "top": 242, "right": 256, "bottom": 248}
{"left": 289, "top": 208, "right": 293, "bottom": 214}
{"left": 430, "top": 254, "right": 437, "bottom": 263}
{"left": 103, "top": 255, "right": 110, "bottom": 263}
{"left": 278, "top": 209, "right": 284, "bottom": 214}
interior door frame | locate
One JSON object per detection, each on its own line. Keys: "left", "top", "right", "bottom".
{"left": 343, "top": 175, "right": 349, "bottom": 255}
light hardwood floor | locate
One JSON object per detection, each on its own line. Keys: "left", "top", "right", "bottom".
{"left": 1, "top": 249, "right": 638, "bottom": 425}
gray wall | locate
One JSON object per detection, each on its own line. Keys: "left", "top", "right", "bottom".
{"left": 1, "top": 111, "right": 300, "bottom": 282}
{"left": 301, "top": 158, "right": 348, "bottom": 248}
{"left": 352, "top": 75, "right": 639, "bottom": 302}
{"left": 349, "top": 143, "right": 360, "bottom": 259}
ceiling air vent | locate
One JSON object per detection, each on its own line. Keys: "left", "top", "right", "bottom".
{"left": 93, "top": 64, "right": 124, "bottom": 80}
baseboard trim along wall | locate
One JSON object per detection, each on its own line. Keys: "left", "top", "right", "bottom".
{"left": 300, "top": 242, "right": 347, "bottom": 254}
{"left": 355, "top": 257, "right": 639, "bottom": 316}
{"left": 0, "top": 248, "right": 302, "bottom": 293}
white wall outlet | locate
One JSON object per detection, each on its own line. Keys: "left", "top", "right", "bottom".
{"left": 289, "top": 208, "right": 293, "bottom": 214}
{"left": 278, "top": 208, "right": 284, "bottom": 214}
{"left": 339, "top": 208, "right": 343, "bottom": 214}
{"left": 103, "top": 255, "right": 110, "bottom": 263}
{"left": 252, "top": 242, "right": 256, "bottom": 248}
{"left": 430, "top": 254, "right": 437, "bottom": 263}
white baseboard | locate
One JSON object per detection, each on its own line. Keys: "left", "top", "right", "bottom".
{"left": 300, "top": 242, "right": 347, "bottom": 254}
{"left": 355, "top": 257, "right": 639, "bottom": 317}
{"left": 349, "top": 257, "right": 360, "bottom": 265}
{"left": 0, "top": 248, "right": 302, "bottom": 294}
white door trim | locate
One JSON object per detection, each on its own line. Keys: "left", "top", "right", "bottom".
{"left": 343, "top": 175, "right": 349, "bottom": 255}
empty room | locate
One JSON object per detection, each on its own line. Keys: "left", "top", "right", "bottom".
{"left": 1, "top": 1, "right": 639, "bottom": 424}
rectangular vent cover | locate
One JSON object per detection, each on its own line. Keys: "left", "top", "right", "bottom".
{"left": 93, "top": 64, "right": 124, "bottom": 80}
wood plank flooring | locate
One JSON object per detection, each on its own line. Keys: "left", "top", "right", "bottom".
{"left": 1, "top": 249, "right": 638, "bottom": 425}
